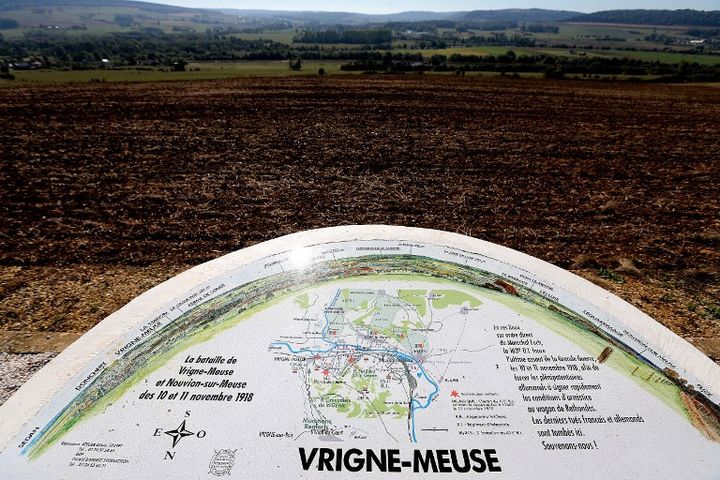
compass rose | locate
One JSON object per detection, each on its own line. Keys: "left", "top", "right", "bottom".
{"left": 164, "top": 420, "right": 195, "bottom": 448}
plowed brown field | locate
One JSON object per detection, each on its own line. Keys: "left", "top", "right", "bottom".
{"left": 1, "top": 76, "right": 719, "bottom": 361}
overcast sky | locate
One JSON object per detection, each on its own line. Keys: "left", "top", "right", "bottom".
{"left": 160, "top": 0, "right": 719, "bottom": 14}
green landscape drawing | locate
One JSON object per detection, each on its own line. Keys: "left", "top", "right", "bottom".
{"left": 23, "top": 253, "right": 720, "bottom": 458}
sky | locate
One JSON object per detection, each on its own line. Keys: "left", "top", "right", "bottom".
{"left": 160, "top": 0, "right": 720, "bottom": 14}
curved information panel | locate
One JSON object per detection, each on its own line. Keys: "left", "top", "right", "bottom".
{"left": 1, "top": 226, "right": 719, "bottom": 479}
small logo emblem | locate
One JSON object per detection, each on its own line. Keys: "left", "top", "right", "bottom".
{"left": 209, "top": 449, "right": 237, "bottom": 476}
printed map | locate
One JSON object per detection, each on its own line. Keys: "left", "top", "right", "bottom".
{"left": 1, "top": 235, "right": 720, "bottom": 479}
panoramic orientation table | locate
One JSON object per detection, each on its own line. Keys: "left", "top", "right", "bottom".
{"left": 1, "top": 226, "right": 719, "bottom": 478}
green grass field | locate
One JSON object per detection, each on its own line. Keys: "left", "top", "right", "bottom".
{"left": 0, "top": 60, "right": 350, "bottom": 87}
{"left": 394, "top": 46, "right": 534, "bottom": 58}
{"left": 230, "top": 30, "right": 296, "bottom": 45}
{"left": 529, "top": 48, "right": 720, "bottom": 65}
{"left": 393, "top": 45, "right": 720, "bottom": 65}
{"left": 1, "top": 24, "right": 139, "bottom": 40}
{"left": 590, "top": 49, "right": 720, "bottom": 65}
{"left": 0, "top": 64, "right": 652, "bottom": 88}
{"left": 3, "top": 53, "right": 713, "bottom": 88}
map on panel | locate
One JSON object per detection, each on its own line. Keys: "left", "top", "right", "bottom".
{"left": 1, "top": 232, "right": 720, "bottom": 479}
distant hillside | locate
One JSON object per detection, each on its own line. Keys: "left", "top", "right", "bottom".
{"left": 0, "top": 0, "right": 205, "bottom": 14}
{"left": 220, "top": 9, "right": 457, "bottom": 25}
{"left": 177, "top": 7, "right": 582, "bottom": 25}
{"left": 375, "top": 11, "right": 457, "bottom": 22}
{"left": 565, "top": 9, "right": 720, "bottom": 27}
{"left": 0, "top": 2, "right": 582, "bottom": 27}
{"left": 455, "top": 8, "right": 581, "bottom": 22}
{"left": 0, "top": 0, "right": 240, "bottom": 33}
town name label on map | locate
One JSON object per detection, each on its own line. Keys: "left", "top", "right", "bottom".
{"left": 299, "top": 448, "right": 503, "bottom": 473}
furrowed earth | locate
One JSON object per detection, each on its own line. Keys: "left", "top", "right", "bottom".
{"left": 0, "top": 76, "right": 718, "bottom": 380}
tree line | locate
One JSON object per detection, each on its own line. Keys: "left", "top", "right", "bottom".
{"left": 0, "top": 31, "right": 289, "bottom": 65}
{"left": 293, "top": 29, "right": 392, "bottom": 45}
{"left": 340, "top": 51, "right": 720, "bottom": 81}
{"left": 0, "top": 17, "right": 18, "bottom": 29}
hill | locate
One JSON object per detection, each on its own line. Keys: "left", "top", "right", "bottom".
{"left": 566, "top": 9, "right": 720, "bottom": 27}
{"left": 0, "top": 0, "right": 204, "bottom": 14}
{"left": 2, "top": 1, "right": 719, "bottom": 29}
{"left": 0, "top": 0, "right": 239, "bottom": 34}
{"left": 221, "top": 9, "right": 457, "bottom": 25}
{"left": 221, "top": 8, "right": 583, "bottom": 25}
{"left": 0, "top": 1, "right": 583, "bottom": 29}
{"left": 455, "top": 8, "right": 581, "bottom": 22}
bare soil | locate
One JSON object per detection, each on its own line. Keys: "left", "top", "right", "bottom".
{"left": 1, "top": 76, "right": 718, "bottom": 360}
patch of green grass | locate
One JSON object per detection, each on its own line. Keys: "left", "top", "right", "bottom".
{"left": 516, "top": 47, "right": 720, "bottom": 66}
{"left": 190, "top": 60, "right": 347, "bottom": 75}
{"left": 591, "top": 49, "right": 720, "bottom": 66}
{"left": 0, "top": 61, "right": 350, "bottom": 87}
{"left": 397, "top": 289, "right": 427, "bottom": 317}
{"left": 557, "top": 24, "right": 656, "bottom": 39}
{"left": 598, "top": 267, "right": 626, "bottom": 284}
{"left": 393, "top": 46, "right": 532, "bottom": 58}
{"left": 430, "top": 289, "right": 481, "bottom": 309}
{"left": 392, "top": 45, "right": 720, "bottom": 66}
{"left": 231, "top": 29, "right": 296, "bottom": 44}
{"left": 294, "top": 292, "right": 311, "bottom": 309}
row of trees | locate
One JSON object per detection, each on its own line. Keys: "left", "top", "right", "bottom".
{"left": 341, "top": 51, "right": 720, "bottom": 81}
{"left": 0, "top": 30, "right": 428, "bottom": 66}
{"left": 0, "top": 18, "right": 19, "bottom": 29}
{"left": 0, "top": 31, "right": 288, "bottom": 64}
{"left": 293, "top": 29, "right": 392, "bottom": 45}
{"left": 520, "top": 23, "right": 559, "bottom": 33}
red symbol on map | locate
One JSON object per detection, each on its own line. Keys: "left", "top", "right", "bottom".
{"left": 322, "top": 369, "right": 330, "bottom": 377}
{"left": 450, "top": 390, "right": 460, "bottom": 398}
